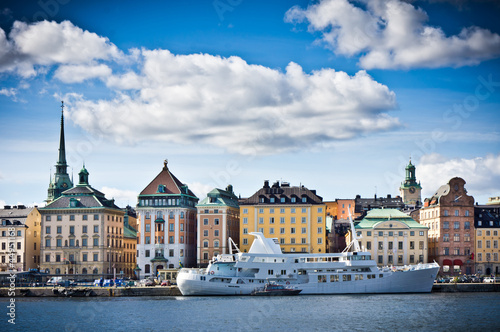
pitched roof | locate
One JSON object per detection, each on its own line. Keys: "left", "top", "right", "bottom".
{"left": 355, "top": 208, "right": 427, "bottom": 229}
{"left": 240, "top": 180, "right": 323, "bottom": 205}
{"left": 197, "top": 187, "right": 239, "bottom": 208}
{"left": 139, "top": 161, "right": 197, "bottom": 198}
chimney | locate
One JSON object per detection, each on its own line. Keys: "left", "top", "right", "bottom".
{"left": 263, "top": 180, "right": 270, "bottom": 188}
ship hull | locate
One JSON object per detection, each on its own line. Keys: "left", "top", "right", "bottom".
{"left": 177, "top": 265, "right": 439, "bottom": 296}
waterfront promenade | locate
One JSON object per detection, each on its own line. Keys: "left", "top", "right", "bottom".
{"left": 1, "top": 283, "right": 498, "bottom": 297}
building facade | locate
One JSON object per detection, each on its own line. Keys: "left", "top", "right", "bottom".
{"left": 347, "top": 208, "right": 429, "bottom": 266}
{"left": 0, "top": 206, "right": 41, "bottom": 272}
{"left": 420, "top": 177, "right": 475, "bottom": 276}
{"left": 123, "top": 207, "right": 138, "bottom": 278}
{"left": 474, "top": 208, "right": 500, "bottom": 276}
{"left": 196, "top": 185, "right": 240, "bottom": 267}
{"left": 136, "top": 160, "right": 198, "bottom": 278}
{"left": 399, "top": 159, "right": 422, "bottom": 207}
{"left": 239, "top": 181, "right": 327, "bottom": 254}
{"left": 40, "top": 166, "right": 129, "bottom": 277}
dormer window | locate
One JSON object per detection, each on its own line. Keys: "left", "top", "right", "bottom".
{"left": 157, "top": 185, "right": 166, "bottom": 193}
{"left": 270, "top": 197, "right": 275, "bottom": 203}
{"left": 281, "top": 197, "right": 286, "bottom": 203}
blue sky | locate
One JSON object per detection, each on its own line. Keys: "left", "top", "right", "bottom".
{"left": 1, "top": 0, "right": 499, "bottom": 208}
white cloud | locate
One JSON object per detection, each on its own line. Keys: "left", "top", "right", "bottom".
{"left": 65, "top": 51, "right": 399, "bottom": 155}
{"left": 0, "top": 87, "right": 16, "bottom": 97}
{"left": 285, "top": 0, "right": 500, "bottom": 69}
{"left": 0, "top": 20, "right": 122, "bottom": 77}
{"left": 186, "top": 182, "right": 215, "bottom": 200}
{"left": 54, "top": 63, "right": 112, "bottom": 83}
{"left": 100, "top": 186, "right": 138, "bottom": 207}
{"left": 418, "top": 153, "right": 500, "bottom": 201}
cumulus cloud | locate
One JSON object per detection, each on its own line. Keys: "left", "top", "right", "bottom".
{"left": 285, "top": 0, "right": 500, "bottom": 69}
{"left": 418, "top": 153, "right": 500, "bottom": 201}
{"left": 0, "top": 20, "right": 122, "bottom": 77}
{"left": 54, "top": 64, "right": 112, "bottom": 83}
{"left": 186, "top": 182, "right": 217, "bottom": 200}
{"left": 65, "top": 50, "right": 399, "bottom": 155}
{"left": 100, "top": 186, "right": 138, "bottom": 206}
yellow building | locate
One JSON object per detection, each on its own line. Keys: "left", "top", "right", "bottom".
{"left": 346, "top": 208, "right": 429, "bottom": 266}
{"left": 239, "top": 181, "right": 326, "bottom": 254}
{"left": 0, "top": 205, "right": 41, "bottom": 272}
{"left": 474, "top": 208, "right": 500, "bottom": 276}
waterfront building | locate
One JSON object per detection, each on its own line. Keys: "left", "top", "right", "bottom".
{"left": 474, "top": 207, "right": 500, "bottom": 276}
{"left": 0, "top": 205, "right": 41, "bottom": 272}
{"left": 196, "top": 186, "right": 240, "bottom": 267}
{"left": 123, "top": 206, "right": 138, "bottom": 278}
{"left": 346, "top": 208, "right": 429, "bottom": 266}
{"left": 419, "top": 177, "right": 475, "bottom": 275}
{"left": 136, "top": 160, "right": 198, "bottom": 277}
{"left": 40, "top": 166, "right": 128, "bottom": 277}
{"left": 239, "top": 181, "right": 327, "bottom": 253}
{"left": 325, "top": 199, "right": 355, "bottom": 253}
{"left": 47, "top": 102, "right": 73, "bottom": 204}
{"left": 399, "top": 159, "right": 422, "bottom": 207}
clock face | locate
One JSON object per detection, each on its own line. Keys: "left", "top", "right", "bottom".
{"left": 409, "top": 187, "right": 415, "bottom": 194}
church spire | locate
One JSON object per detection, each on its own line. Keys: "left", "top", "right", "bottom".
{"left": 47, "top": 101, "right": 73, "bottom": 203}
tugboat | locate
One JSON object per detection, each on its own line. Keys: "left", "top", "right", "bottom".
{"left": 251, "top": 282, "right": 301, "bottom": 296}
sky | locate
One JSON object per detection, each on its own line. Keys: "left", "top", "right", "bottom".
{"left": 0, "top": 0, "right": 499, "bottom": 209}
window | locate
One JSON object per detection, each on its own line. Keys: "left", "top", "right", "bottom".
{"left": 82, "top": 238, "right": 87, "bottom": 247}
{"left": 45, "top": 254, "right": 50, "bottom": 262}
{"left": 454, "top": 222, "right": 460, "bottom": 230}
{"left": 57, "top": 215, "right": 62, "bottom": 221}
{"left": 398, "top": 241, "right": 403, "bottom": 250}
{"left": 93, "top": 238, "right": 99, "bottom": 247}
{"left": 57, "top": 226, "right": 62, "bottom": 234}
{"left": 301, "top": 227, "right": 306, "bottom": 234}
{"left": 214, "top": 240, "right": 219, "bottom": 248}
{"left": 56, "top": 239, "right": 62, "bottom": 247}
{"left": 388, "top": 242, "right": 393, "bottom": 250}
{"left": 243, "top": 238, "right": 248, "bottom": 245}
{"left": 280, "top": 217, "right": 285, "bottom": 224}
{"left": 464, "top": 233, "right": 471, "bottom": 242}
{"left": 378, "top": 242, "right": 383, "bottom": 250}
{"left": 270, "top": 197, "right": 275, "bottom": 203}
{"left": 214, "top": 219, "right": 219, "bottom": 225}
{"left": 203, "top": 219, "right": 208, "bottom": 225}
{"left": 455, "top": 210, "right": 459, "bottom": 216}
{"left": 82, "top": 226, "right": 87, "bottom": 233}
{"left": 45, "top": 239, "right": 50, "bottom": 248}
{"left": 317, "top": 227, "right": 322, "bottom": 234}
{"left": 94, "top": 214, "right": 99, "bottom": 220}
{"left": 464, "top": 222, "right": 470, "bottom": 229}
{"left": 70, "top": 226, "right": 75, "bottom": 234}
{"left": 94, "top": 225, "right": 99, "bottom": 233}
{"left": 419, "top": 231, "right": 424, "bottom": 236}
{"left": 169, "top": 236, "right": 174, "bottom": 244}
{"left": 69, "top": 239, "right": 75, "bottom": 247}
{"left": 269, "top": 228, "right": 274, "bottom": 234}
{"left": 46, "top": 226, "right": 51, "bottom": 234}
{"left": 444, "top": 210, "right": 449, "bottom": 216}
{"left": 83, "top": 253, "right": 88, "bottom": 262}
{"left": 291, "top": 217, "right": 296, "bottom": 224}
{"left": 367, "top": 231, "right": 371, "bottom": 236}
{"left": 203, "top": 230, "right": 208, "bottom": 236}
{"left": 443, "top": 234, "right": 449, "bottom": 242}
{"left": 145, "top": 250, "right": 150, "bottom": 257}
{"left": 243, "top": 217, "right": 248, "bottom": 224}
{"left": 317, "top": 217, "right": 322, "bottom": 223}
{"left": 478, "top": 240, "right": 482, "bottom": 249}
{"left": 454, "top": 248, "right": 460, "bottom": 255}
{"left": 145, "top": 224, "right": 150, "bottom": 232}
{"left": 169, "top": 223, "right": 174, "bottom": 231}
{"left": 291, "top": 227, "right": 296, "bottom": 234}
{"left": 243, "top": 228, "right": 248, "bottom": 234}
{"left": 379, "top": 231, "right": 383, "bottom": 236}
{"left": 259, "top": 218, "right": 264, "bottom": 224}
{"left": 83, "top": 215, "right": 88, "bottom": 221}
{"left": 46, "top": 216, "right": 51, "bottom": 221}
{"left": 454, "top": 234, "right": 460, "bottom": 242}
{"left": 465, "top": 210, "right": 469, "bottom": 217}
{"left": 269, "top": 217, "right": 274, "bottom": 224}
{"left": 366, "top": 242, "right": 371, "bottom": 250}
{"left": 243, "top": 208, "right": 248, "bottom": 214}
{"left": 443, "top": 222, "right": 449, "bottom": 229}
{"left": 419, "top": 241, "right": 424, "bottom": 250}
{"left": 145, "top": 236, "right": 150, "bottom": 244}
{"left": 280, "top": 228, "right": 285, "bottom": 234}
{"left": 302, "top": 197, "right": 307, "bottom": 203}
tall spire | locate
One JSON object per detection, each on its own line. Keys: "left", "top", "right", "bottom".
{"left": 47, "top": 101, "right": 73, "bottom": 203}
{"left": 57, "top": 101, "right": 67, "bottom": 167}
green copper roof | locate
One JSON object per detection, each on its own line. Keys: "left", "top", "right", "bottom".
{"left": 355, "top": 208, "right": 427, "bottom": 229}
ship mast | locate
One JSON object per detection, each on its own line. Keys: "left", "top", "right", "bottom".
{"left": 343, "top": 210, "right": 362, "bottom": 253}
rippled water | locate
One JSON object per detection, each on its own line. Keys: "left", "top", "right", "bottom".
{"left": 2, "top": 293, "right": 499, "bottom": 331}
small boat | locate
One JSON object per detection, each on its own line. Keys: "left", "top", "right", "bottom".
{"left": 251, "top": 282, "right": 301, "bottom": 296}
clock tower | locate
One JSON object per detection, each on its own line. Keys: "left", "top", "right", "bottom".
{"left": 47, "top": 101, "right": 73, "bottom": 203}
{"left": 399, "top": 159, "right": 422, "bottom": 206}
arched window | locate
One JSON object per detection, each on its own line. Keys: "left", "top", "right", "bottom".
{"left": 55, "top": 268, "right": 61, "bottom": 274}
{"left": 82, "top": 268, "right": 87, "bottom": 274}
{"left": 93, "top": 268, "right": 98, "bottom": 274}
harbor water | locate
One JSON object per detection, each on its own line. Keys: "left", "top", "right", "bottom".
{"left": 2, "top": 293, "right": 499, "bottom": 331}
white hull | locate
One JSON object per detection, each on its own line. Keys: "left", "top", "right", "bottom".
{"left": 177, "top": 264, "right": 439, "bottom": 296}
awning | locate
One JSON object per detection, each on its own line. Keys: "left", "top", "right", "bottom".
{"left": 155, "top": 218, "right": 165, "bottom": 223}
{"left": 453, "top": 259, "right": 463, "bottom": 266}
{"left": 442, "top": 259, "right": 453, "bottom": 266}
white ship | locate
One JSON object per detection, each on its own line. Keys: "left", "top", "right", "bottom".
{"left": 177, "top": 217, "right": 439, "bottom": 296}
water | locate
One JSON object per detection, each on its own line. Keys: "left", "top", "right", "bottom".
{"left": 2, "top": 293, "right": 499, "bottom": 331}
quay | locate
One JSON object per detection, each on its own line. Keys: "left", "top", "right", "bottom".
{"left": 1, "top": 283, "right": 498, "bottom": 297}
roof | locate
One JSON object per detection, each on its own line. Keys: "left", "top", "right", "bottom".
{"left": 355, "top": 208, "right": 427, "bottom": 229}
{"left": 240, "top": 180, "right": 323, "bottom": 205}
{"left": 139, "top": 160, "right": 197, "bottom": 198}
{"left": 197, "top": 186, "right": 239, "bottom": 208}
{"left": 0, "top": 206, "right": 36, "bottom": 218}
{"left": 474, "top": 208, "right": 500, "bottom": 228}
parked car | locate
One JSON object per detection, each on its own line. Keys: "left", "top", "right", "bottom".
{"left": 142, "top": 278, "right": 155, "bottom": 287}
{"left": 483, "top": 277, "right": 499, "bottom": 283}
{"left": 161, "top": 280, "right": 171, "bottom": 286}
